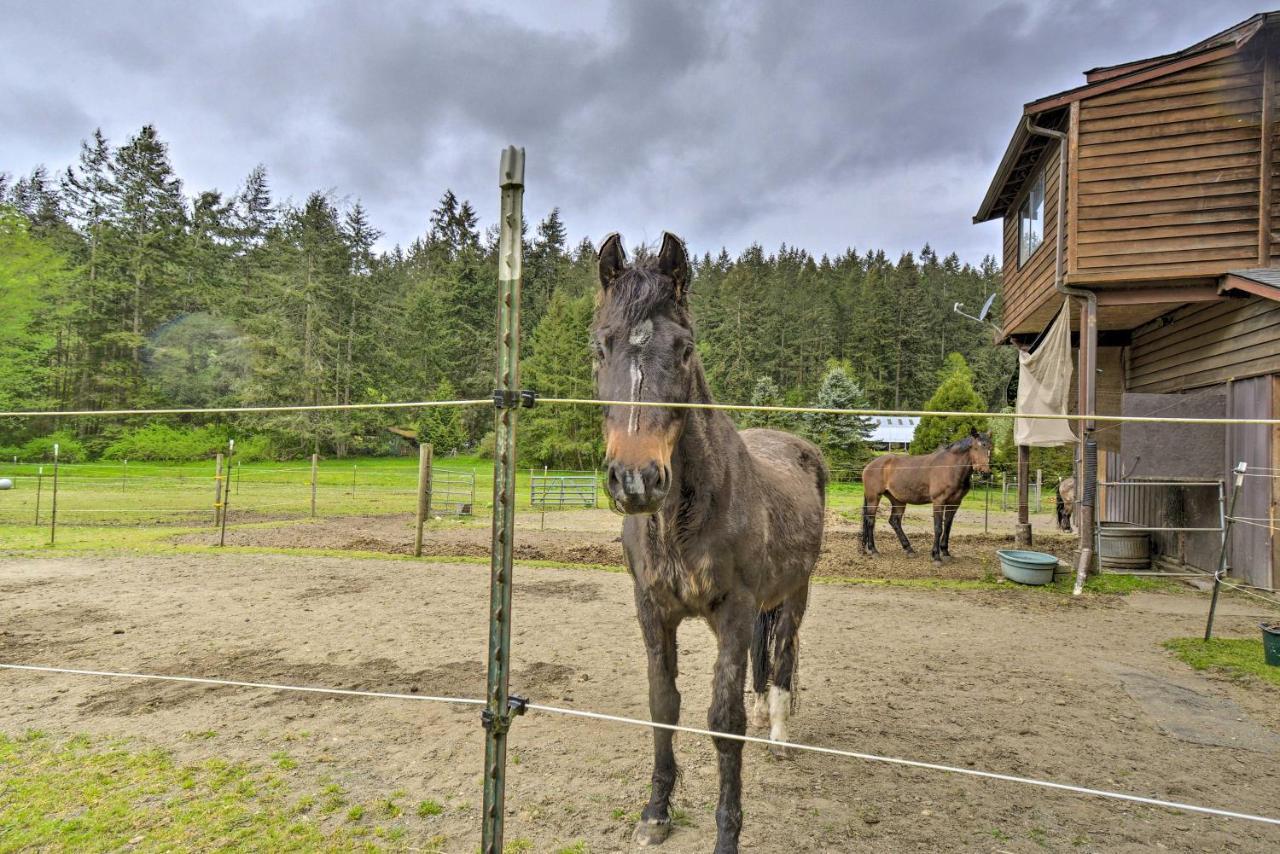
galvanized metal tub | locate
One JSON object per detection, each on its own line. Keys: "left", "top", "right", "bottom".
{"left": 1098, "top": 523, "right": 1151, "bottom": 571}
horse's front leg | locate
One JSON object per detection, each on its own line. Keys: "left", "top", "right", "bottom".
{"left": 633, "top": 595, "right": 681, "bottom": 846}
{"left": 941, "top": 503, "right": 958, "bottom": 559}
{"left": 708, "top": 596, "right": 754, "bottom": 854}
{"left": 931, "top": 503, "right": 944, "bottom": 563}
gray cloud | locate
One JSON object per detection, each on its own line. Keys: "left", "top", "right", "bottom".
{"left": 0, "top": 0, "right": 1265, "bottom": 263}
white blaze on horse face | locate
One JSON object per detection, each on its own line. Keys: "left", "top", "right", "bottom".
{"left": 627, "top": 320, "right": 653, "bottom": 435}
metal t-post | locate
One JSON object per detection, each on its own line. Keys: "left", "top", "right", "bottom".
{"left": 49, "top": 445, "right": 59, "bottom": 546}
{"left": 1205, "top": 462, "right": 1247, "bottom": 641}
{"left": 219, "top": 439, "right": 234, "bottom": 547}
{"left": 482, "top": 145, "right": 525, "bottom": 854}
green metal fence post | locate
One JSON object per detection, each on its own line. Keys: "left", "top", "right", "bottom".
{"left": 481, "top": 145, "right": 525, "bottom": 854}
{"left": 1205, "top": 461, "right": 1246, "bottom": 641}
{"left": 219, "top": 439, "right": 234, "bottom": 547}
{"left": 49, "top": 444, "right": 59, "bottom": 546}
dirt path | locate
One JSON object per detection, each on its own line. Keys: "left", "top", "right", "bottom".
{"left": 1, "top": 553, "right": 1277, "bottom": 852}
{"left": 175, "top": 509, "right": 1079, "bottom": 582}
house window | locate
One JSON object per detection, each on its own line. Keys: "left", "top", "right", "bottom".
{"left": 1019, "top": 171, "right": 1045, "bottom": 266}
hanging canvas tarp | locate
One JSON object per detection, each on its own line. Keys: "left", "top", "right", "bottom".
{"left": 1015, "top": 300, "right": 1077, "bottom": 447}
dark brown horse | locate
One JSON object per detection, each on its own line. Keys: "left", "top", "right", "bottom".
{"left": 593, "top": 232, "right": 827, "bottom": 853}
{"left": 861, "top": 430, "right": 992, "bottom": 562}
{"left": 1056, "top": 476, "right": 1076, "bottom": 532}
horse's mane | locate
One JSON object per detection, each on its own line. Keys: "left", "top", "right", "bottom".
{"left": 946, "top": 434, "right": 986, "bottom": 452}
{"left": 594, "top": 259, "right": 690, "bottom": 330}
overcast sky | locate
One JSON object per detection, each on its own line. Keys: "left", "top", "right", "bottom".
{"left": 0, "top": 0, "right": 1265, "bottom": 263}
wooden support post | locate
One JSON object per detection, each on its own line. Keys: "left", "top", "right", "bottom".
{"left": 414, "top": 443, "right": 433, "bottom": 557}
{"left": 34, "top": 466, "right": 42, "bottom": 525}
{"left": 1015, "top": 444, "right": 1032, "bottom": 546}
{"left": 214, "top": 453, "right": 224, "bottom": 526}
{"left": 310, "top": 453, "right": 318, "bottom": 518}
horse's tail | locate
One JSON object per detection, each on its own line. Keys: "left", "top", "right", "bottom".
{"left": 750, "top": 605, "right": 781, "bottom": 696}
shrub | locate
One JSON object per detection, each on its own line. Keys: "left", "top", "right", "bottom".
{"left": 101, "top": 424, "right": 230, "bottom": 461}
{"left": 20, "top": 431, "right": 87, "bottom": 462}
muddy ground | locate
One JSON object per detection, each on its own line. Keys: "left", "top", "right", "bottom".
{"left": 178, "top": 506, "right": 1079, "bottom": 582}
{"left": 2, "top": 552, "right": 1278, "bottom": 852}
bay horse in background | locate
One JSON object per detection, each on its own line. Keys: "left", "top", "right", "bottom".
{"left": 593, "top": 232, "right": 827, "bottom": 853}
{"left": 861, "top": 430, "right": 992, "bottom": 562}
{"left": 1056, "top": 476, "right": 1076, "bottom": 532}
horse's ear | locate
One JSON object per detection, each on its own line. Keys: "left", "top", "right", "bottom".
{"left": 657, "top": 231, "right": 689, "bottom": 303}
{"left": 970, "top": 426, "right": 979, "bottom": 438}
{"left": 598, "top": 232, "right": 626, "bottom": 289}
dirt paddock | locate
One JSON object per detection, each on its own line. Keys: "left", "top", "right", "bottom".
{"left": 178, "top": 506, "right": 1080, "bottom": 582}
{"left": 2, "top": 550, "right": 1278, "bottom": 852}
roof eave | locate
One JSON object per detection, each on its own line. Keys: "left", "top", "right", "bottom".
{"left": 973, "top": 119, "right": 1031, "bottom": 223}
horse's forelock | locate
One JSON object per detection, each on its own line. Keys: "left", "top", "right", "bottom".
{"left": 595, "top": 262, "right": 689, "bottom": 333}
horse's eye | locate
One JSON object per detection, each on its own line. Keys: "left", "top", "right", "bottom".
{"left": 677, "top": 341, "right": 694, "bottom": 366}
{"left": 591, "top": 340, "right": 606, "bottom": 360}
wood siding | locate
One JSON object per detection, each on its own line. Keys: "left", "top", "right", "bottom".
{"left": 1075, "top": 52, "right": 1264, "bottom": 275}
{"left": 1001, "top": 145, "right": 1061, "bottom": 334}
{"left": 1126, "top": 296, "right": 1280, "bottom": 392}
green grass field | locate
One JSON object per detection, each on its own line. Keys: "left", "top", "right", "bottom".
{"left": 0, "top": 454, "right": 1049, "bottom": 527}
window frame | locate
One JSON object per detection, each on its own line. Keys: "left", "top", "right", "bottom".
{"left": 1017, "top": 169, "right": 1046, "bottom": 268}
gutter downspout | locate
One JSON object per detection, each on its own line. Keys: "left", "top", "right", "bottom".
{"left": 1024, "top": 116, "right": 1098, "bottom": 594}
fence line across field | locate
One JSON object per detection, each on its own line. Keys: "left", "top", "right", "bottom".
{"left": 1, "top": 661, "right": 1277, "bottom": 829}
{"left": 10, "top": 396, "right": 1280, "bottom": 426}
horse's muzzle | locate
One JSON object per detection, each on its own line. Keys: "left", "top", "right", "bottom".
{"left": 605, "top": 460, "right": 670, "bottom": 514}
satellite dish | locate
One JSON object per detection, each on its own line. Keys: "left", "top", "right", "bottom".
{"left": 977, "top": 292, "right": 997, "bottom": 322}
{"left": 952, "top": 293, "right": 998, "bottom": 328}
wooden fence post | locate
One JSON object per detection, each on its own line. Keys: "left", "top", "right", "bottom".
{"left": 34, "top": 466, "right": 43, "bottom": 525}
{"left": 414, "top": 443, "right": 434, "bottom": 557}
{"left": 214, "top": 453, "right": 224, "bottom": 526}
{"left": 310, "top": 453, "right": 319, "bottom": 518}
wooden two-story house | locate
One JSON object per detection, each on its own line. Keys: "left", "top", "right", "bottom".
{"left": 974, "top": 12, "right": 1280, "bottom": 589}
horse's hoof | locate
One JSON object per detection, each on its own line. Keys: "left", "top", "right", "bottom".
{"left": 634, "top": 818, "right": 672, "bottom": 846}
{"left": 768, "top": 742, "right": 791, "bottom": 760}
{"left": 931, "top": 558, "right": 942, "bottom": 566}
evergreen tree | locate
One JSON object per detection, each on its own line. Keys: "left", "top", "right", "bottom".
{"left": 416, "top": 379, "right": 467, "bottom": 455}
{"left": 742, "top": 375, "right": 784, "bottom": 429}
{"left": 519, "top": 290, "right": 601, "bottom": 469}
{"left": 910, "top": 353, "right": 988, "bottom": 454}
{"left": 804, "top": 361, "right": 873, "bottom": 470}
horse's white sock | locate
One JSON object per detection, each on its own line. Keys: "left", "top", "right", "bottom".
{"left": 751, "top": 692, "right": 770, "bottom": 728}
{"left": 768, "top": 686, "right": 790, "bottom": 744}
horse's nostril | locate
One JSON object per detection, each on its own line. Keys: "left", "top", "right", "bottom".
{"left": 656, "top": 466, "right": 670, "bottom": 492}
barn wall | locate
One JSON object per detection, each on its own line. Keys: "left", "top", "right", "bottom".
{"left": 1106, "top": 390, "right": 1225, "bottom": 573}
{"left": 1001, "top": 144, "right": 1061, "bottom": 334}
{"left": 1103, "top": 378, "right": 1274, "bottom": 585}
{"left": 1075, "top": 49, "right": 1265, "bottom": 276}
{"left": 1126, "top": 296, "right": 1280, "bottom": 392}
{"left": 1225, "top": 376, "right": 1273, "bottom": 588}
